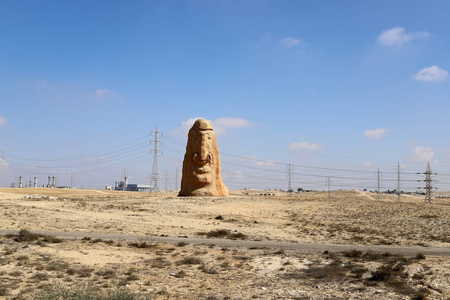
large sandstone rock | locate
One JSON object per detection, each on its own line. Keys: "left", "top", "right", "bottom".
{"left": 178, "top": 119, "right": 229, "bottom": 197}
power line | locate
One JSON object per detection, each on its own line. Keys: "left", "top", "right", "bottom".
{"left": 3, "top": 136, "right": 149, "bottom": 162}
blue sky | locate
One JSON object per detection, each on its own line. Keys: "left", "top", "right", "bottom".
{"left": 1, "top": 1, "right": 450, "bottom": 191}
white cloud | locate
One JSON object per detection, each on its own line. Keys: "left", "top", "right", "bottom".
{"left": 214, "top": 117, "right": 252, "bottom": 128}
{"left": 364, "top": 162, "right": 373, "bottom": 167}
{"left": 94, "top": 89, "right": 114, "bottom": 99}
{"left": 280, "top": 37, "right": 300, "bottom": 48}
{"left": 364, "top": 128, "right": 390, "bottom": 139}
{"left": 0, "top": 116, "right": 7, "bottom": 126}
{"left": 407, "top": 146, "right": 434, "bottom": 162}
{"left": 246, "top": 155, "right": 275, "bottom": 167}
{"left": 0, "top": 157, "right": 8, "bottom": 167}
{"left": 287, "top": 141, "right": 323, "bottom": 152}
{"left": 175, "top": 117, "right": 203, "bottom": 135}
{"left": 414, "top": 66, "right": 449, "bottom": 82}
{"left": 175, "top": 117, "right": 253, "bottom": 136}
{"left": 378, "top": 27, "right": 429, "bottom": 47}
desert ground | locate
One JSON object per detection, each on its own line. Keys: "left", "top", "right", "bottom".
{"left": 0, "top": 188, "right": 449, "bottom": 299}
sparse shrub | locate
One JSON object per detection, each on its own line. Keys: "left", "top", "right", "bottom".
{"left": 78, "top": 267, "right": 94, "bottom": 278}
{"left": 128, "top": 241, "right": 156, "bottom": 249}
{"left": 95, "top": 269, "right": 116, "bottom": 279}
{"left": 32, "top": 285, "right": 145, "bottom": 299}
{"left": 343, "top": 249, "right": 362, "bottom": 258}
{"left": 198, "top": 229, "right": 247, "bottom": 240}
{"left": 412, "top": 289, "right": 429, "bottom": 300}
{"left": 46, "top": 261, "right": 70, "bottom": 271}
{"left": 16, "top": 255, "right": 29, "bottom": 261}
{"left": 149, "top": 258, "right": 172, "bottom": 268}
{"left": 41, "top": 235, "right": 63, "bottom": 243}
{"left": 173, "top": 270, "right": 186, "bottom": 278}
{"left": 199, "top": 265, "right": 218, "bottom": 275}
{"left": 370, "top": 265, "right": 394, "bottom": 282}
{"left": 66, "top": 268, "right": 77, "bottom": 275}
{"left": 126, "top": 274, "right": 139, "bottom": 281}
{"left": 349, "top": 265, "right": 368, "bottom": 278}
{"left": 176, "top": 241, "right": 188, "bottom": 247}
{"left": 0, "top": 287, "right": 8, "bottom": 296}
{"left": 229, "top": 232, "right": 247, "bottom": 240}
{"left": 9, "top": 270, "right": 22, "bottom": 277}
{"left": 31, "top": 273, "right": 49, "bottom": 282}
{"left": 214, "top": 215, "right": 224, "bottom": 220}
{"left": 15, "top": 229, "right": 39, "bottom": 242}
{"left": 416, "top": 253, "right": 426, "bottom": 260}
{"left": 177, "top": 256, "right": 203, "bottom": 265}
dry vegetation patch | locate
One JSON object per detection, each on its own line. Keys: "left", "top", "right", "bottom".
{"left": 0, "top": 189, "right": 449, "bottom": 299}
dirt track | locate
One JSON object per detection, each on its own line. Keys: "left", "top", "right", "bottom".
{"left": 1, "top": 229, "right": 449, "bottom": 257}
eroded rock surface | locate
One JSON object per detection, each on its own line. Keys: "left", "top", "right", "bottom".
{"left": 178, "top": 119, "right": 229, "bottom": 197}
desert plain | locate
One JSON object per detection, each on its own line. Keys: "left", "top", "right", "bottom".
{"left": 0, "top": 188, "right": 449, "bottom": 299}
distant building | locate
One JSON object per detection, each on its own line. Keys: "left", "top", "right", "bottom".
{"left": 114, "top": 181, "right": 151, "bottom": 192}
{"left": 125, "top": 184, "right": 151, "bottom": 192}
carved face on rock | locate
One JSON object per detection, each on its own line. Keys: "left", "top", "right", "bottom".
{"left": 178, "top": 119, "right": 229, "bottom": 197}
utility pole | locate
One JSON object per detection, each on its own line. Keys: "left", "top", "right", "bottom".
{"left": 326, "top": 177, "right": 331, "bottom": 199}
{"left": 164, "top": 169, "right": 168, "bottom": 191}
{"left": 423, "top": 162, "right": 436, "bottom": 204}
{"left": 377, "top": 168, "right": 381, "bottom": 200}
{"left": 397, "top": 162, "right": 401, "bottom": 202}
{"left": 286, "top": 164, "right": 293, "bottom": 195}
{"left": 150, "top": 126, "right": 162, "bottom": 196}
{"left": 71, "top": 174, "right": 74, "bottom": 188}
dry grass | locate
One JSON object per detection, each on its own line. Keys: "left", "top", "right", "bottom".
{"left": 0, "top": 189, "right": 449, "bottom": 299}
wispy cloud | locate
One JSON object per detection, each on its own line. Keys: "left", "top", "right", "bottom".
{"left": 377, "top": 27, "right": 429, "bottom": 48}
{"left": 280, "top": 37, "right": 300, "bottom": 48}
{"left": 414, "top": 66, "right": 449, "bottom": 82}
{"left": 246, "top": 155, "right": 275, "bottom": 167}
{"left": 407, "top": 146, "right": 434, "bottom": 162}
{"left": 213, "top": 117, "right": 253, "bottom": 135}
{"left": 364, "top": 128, "right": 390, "bottom": 139}
{"left": 94, "top": 89, "right": 114, "bottom": 99}
{"left": 363, "top": 162, "right": 373, "bottom": 167}
{"left": 287, "top": 141, "right": 324, "bottom": 152}
{"left": 175, "top": 117, "right": 253, "bottom": 135}
{"left": 0, "top": 116, "right": 7, "bottom": 126}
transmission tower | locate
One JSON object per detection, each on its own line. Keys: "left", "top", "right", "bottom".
{"left": 423, "top": 162, "right": 436, "bottom": 204}
{"left": 150, "top": 126, "right": 162, "bottom": 196}
{"left": 286, "top": 164, "right": 293, "bottom": 195}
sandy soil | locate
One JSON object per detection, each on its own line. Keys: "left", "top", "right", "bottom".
{"left": 0, "top": 188, "right": 449, "bottom": 299}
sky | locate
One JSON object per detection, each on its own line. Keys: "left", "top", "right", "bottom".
{"left": 1, "top": 0, "right": 450, "bottom": 192}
